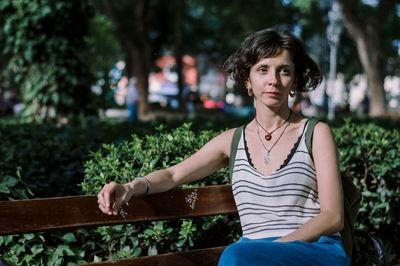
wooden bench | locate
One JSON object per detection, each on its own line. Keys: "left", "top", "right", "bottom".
{"left": 0, "top": 185, "right": 386, "bottom": 265}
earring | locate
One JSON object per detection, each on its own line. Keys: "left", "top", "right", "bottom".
{"left": 289, "top": 89, "right": 296, "bottom": 97}
{"left": 247, "top": 87, "right": 253, "bottom": 96}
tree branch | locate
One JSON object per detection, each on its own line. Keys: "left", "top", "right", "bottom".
{"left": 336, "top": 0, "right": 364, "bottom": 39}
{"left": 102, "top": 0, "right": 135, "bottom": 51}
{"left": 377, "top": 0, "right": 399, "bottom": 20}
{"left": 369, "top": 0, "right": 400, "bottom": 31}
{"left": 135, "top": 0, "right": 151, "bottom": 72}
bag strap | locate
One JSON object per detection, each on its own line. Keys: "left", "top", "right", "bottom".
{"left": 229, "top": 125, "right": 244, "bottom": 181}
{"left": 305, "top": 117, "right": 320, "bottom": 158}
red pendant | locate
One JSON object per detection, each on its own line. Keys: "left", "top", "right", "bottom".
{"left": 265, "top": 134, "right": 272, "bottom": 141}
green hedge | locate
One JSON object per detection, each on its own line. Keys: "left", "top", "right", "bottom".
{"left": 82, "top": 119, "right": 400, "bottom": 263}
{"left": 333, "top": 119, "right": 400, "bottom": 261}
{"left": 1, "top": 118, "right": 399, "bottom": 264}
{"left": 0, "top": 119, "right": 162, "bottom": 199}
{"left": 0, "top": 115, "right": 248, "bottom": 200}
{"left": 81, "top": 123, "right": 241, "bottom": 263}
{"left": 0, "top": 122, "right": 240, "bottom": 265}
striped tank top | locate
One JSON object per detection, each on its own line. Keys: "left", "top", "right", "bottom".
{"left": 232, "top": 120, "right": 321, "bottom": 239}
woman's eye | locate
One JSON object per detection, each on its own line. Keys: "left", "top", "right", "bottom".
{"left": 258, "top": 67, "right": 268, "bottom": 73}
{"left": 281, "top": 68, "right": 291, "bottom": 75}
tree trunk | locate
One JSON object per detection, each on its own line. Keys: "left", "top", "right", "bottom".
{"left": 134, "top": 0, "right": 151, "bottom": 117}
{"left": 128, "top": 47, "right": 150, "bottom": 117}
{"left": 353, "top": 29, "right": 386, "bottom": 116}
{"left": 336, "top": 0, "right": 397, "bottom": 116}
{"left": 102, "top": 0, "right": 151, "bottom": 119}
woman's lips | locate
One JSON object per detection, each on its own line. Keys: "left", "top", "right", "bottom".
{"left": 266, "top": 91, "right": 280, "bottom": 97}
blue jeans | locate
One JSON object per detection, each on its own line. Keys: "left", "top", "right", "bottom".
{"left": 218, "top": 235, "right": 351, "bottom": 266}
{"left": 127, "top": 104, "right": 137, "bottom": 121}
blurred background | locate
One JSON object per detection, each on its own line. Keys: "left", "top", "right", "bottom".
{"left": 1, "top": 0, "right": 399, "bottom": 123}
{"left": 1, "top": 1, "right": 400, "bottom": 265}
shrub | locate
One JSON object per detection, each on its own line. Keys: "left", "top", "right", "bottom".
{"left": 0, "top": 119, "right": 157, "bottom": 198}
{"left": 80, "top": 120, "right": 400, "bottom": 262}
{"left": 0, "top": 115, "right": 249, "bottom": 199}
{"left": 333, "top": 118, "right": 400, "bottom": 260}
{"left": 0, "top": 122, "right": 241, "bottom": 265}
{"left": 0, "top": 0, "right": 95, "bottom": 122}
{"left": 1, "top": 117, "right": 399, "bottom": 264}
{"left": 82, "top": 123, "right": 229, "bottom": 191}
{"left": 0, "top": 168, "right": 33, "bottom": 201}
{"left": 81, "top": 123, "right": 240, "bottom": 260}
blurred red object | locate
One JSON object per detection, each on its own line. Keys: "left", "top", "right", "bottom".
{"left": 203, "top": 99, "right": 216, "bottom": 109}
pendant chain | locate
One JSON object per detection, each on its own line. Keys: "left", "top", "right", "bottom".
{"left": 255, "top": 110, "right": 292, "bottom": 141}
{"left": 256, "top": 119, "right": 290, "bottom": 164}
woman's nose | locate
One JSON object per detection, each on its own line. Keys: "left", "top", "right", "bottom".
{"left": 267, "top": 71, "right": 279, "bottom": 86}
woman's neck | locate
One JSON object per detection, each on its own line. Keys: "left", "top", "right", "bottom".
{"left": 254, "top": 102, "right": 291, "bottom": 129}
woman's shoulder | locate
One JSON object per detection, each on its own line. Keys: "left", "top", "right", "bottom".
{"left": 208, "top": 127, "right": 238, "bottom": 155}
{"left": 311, "top": 120, "right": 335, "bottom": 146}
{"left": 292, "top": 115, "right": 331, "bottom": 131}
{"left": 221, "top": 127, "right": 236, "bottom": 139}
{"left": 208, "top": 126, "right": 249, "bottom": 145}
{"left": 313, "top": 119, "right": 332, "bottom": 134}
{"left": 218, "top": 127, "right": 244, "bottom": 145}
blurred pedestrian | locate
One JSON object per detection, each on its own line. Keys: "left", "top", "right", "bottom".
{"left": 125, "top": 77, "right": 139, "bottom": 121}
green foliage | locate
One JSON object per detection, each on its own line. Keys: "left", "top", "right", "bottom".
{"left": 186, "top": 0, "right": 296, "bottom": 57}
{"left": 79, "top": 123, "right": 240, "bottom": 262}
{"left": 291, "top": 0, "right": 315, "bottom": 13}
{"left": 82, "top": 13, "right": 124, "bottom": 111}
{"left": 0, "top": 115, "right": 249, "bottom": 199}
{"left": 332, "top": 118, "right": 400, "bottom": 257}
{"left": 0, "top": 0, "right": 95, "bottom": 122}
{"left": 82, "top": 123, "right": 229, "bottom": 193}
{"left": 1, "top": 118, "right": 399, "bottom": 263}
{"left": 0, "top": 119, "right": 156, "bottom": 198}
{"left": 0, "top": 230, "right": 103, "bottom": 265}
{"left": 289, "top": 0, "right": 400, "bottom": 78}
{"left": 80, "top": 120, "right": 400, "bottom": 262}
{"left": 0, "top": 167, "right": 33, "bottom": 201}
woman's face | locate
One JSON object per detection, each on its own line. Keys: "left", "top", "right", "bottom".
{"left": 246, "top": 49, "right": 296, "bottom": 109}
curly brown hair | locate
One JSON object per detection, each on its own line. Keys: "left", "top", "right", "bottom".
{"left": 222, "top": 27, "right": 322, "bottom": 93}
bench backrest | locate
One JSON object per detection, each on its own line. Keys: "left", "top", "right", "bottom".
{"left": 0, "top": 185, "right": 237, "bottom": 236}
{"left": 0, "top": 184, "right": 385, "bottom": 266}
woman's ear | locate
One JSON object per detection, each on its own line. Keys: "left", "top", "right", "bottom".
{"left": 245, "top": 80, "right": 253, "bottom": 96}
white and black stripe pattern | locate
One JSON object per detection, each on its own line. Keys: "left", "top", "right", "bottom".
{"left": 232, "top": 121, "right": 321, "bottom": 239}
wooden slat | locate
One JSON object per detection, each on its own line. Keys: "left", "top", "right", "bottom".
{"left": 0, "top": 185, "right": 237, "bottom": 235}
{"left": 81, "top": 246, "right": 226, "bottom": 266}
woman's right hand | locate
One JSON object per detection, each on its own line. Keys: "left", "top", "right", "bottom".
{"left": 97, "top": 181, "right": 132, "bottom": 215}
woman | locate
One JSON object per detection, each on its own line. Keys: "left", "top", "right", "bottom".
{"left": 97, "top": 27, "right": 350, "bottom": 265}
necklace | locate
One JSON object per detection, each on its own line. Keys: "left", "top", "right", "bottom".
{"left": 255, "top": 110, "right": 292, "bottom": 141}
{"left": 256, "top": 119, "right": 290, "bottom": 164}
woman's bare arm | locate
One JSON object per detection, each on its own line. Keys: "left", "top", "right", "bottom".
{"left": 275, "top": 122, "right": 344, "bottom": 243}
{"left": 97, "top": 128, "right": 235, "bottom": 215}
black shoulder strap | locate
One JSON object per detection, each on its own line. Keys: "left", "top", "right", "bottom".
{"left": 229, "top": 125, "right": 244, "bottom": 181}
{"left": 305, "top": 117, "right": 320, "bottom": 158}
